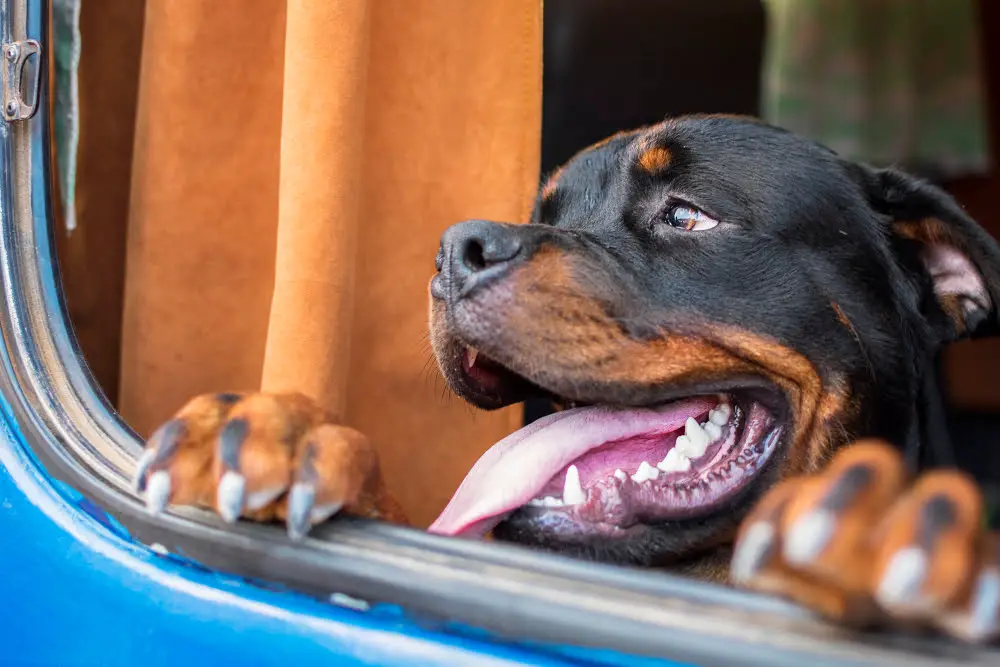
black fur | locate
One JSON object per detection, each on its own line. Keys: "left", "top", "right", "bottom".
{"left": 429, "top": 115, "right": 1000, "bottom": 566}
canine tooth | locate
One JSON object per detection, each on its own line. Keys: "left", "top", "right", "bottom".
{"left": 542, "top": 496, "right": 564, "bottom": 507}
{"left": 466, "top": 346, "right": 479, "bottom": 366}
{"left": 709, "top": 404, "right": 731, "bottom": 426}
{"left": 526, "top": 498, "right": 546, "bottom": 507}
{"left": 657, "top": 448, "right": 691, "bottom": 473}
{"left": 614, "top": 468, "right": 627, "bottom": 482}
{"left": 705, "top": 422, "right": 722, "bottom": 440}
{"left": 563, "top": 465, "right": 586, "bottom": 505}
{"left": 631, "top": 461, "right": 659, "bottom": 483}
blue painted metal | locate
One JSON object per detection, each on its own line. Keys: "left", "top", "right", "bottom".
{"left": 0, "top": 400, "right": 695, "bottom": 666}
{"left": 0, "top": 3, "right": 695, "bottom": 665}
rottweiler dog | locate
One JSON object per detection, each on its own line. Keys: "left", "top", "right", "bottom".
{"left": 134, "top": 115, "right": 1000, "bottom": 643}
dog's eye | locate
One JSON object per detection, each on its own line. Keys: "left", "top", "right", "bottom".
{"left": 661, "top": 205, "right": 718, "bottom": 232}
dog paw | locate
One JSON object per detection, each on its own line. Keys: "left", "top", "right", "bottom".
{"left": 132, "top": 392, "right": 401, "bottom": 539}
{"left": 731, "top": 440, "right": 999, "bottom": 643}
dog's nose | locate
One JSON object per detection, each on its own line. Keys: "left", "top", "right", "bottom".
{"left": 434, "top": 220, "right": 523, "bottom": 298}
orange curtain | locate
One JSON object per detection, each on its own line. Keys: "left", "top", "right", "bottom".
{"left": 63, "top": 0, "right": 542, "bottom": 527}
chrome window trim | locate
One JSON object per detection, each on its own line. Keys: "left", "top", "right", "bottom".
{"left": 0, "top": 1, "right": 997, "bottom": 664}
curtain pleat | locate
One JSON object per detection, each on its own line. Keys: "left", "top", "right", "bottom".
{"left": 119, "top": 0, "right": 542, "bottom": 525}
{"left": 260, "top": 0, "right": 372, "bottom": 419}
{"left": 119, "top": 0, "right": 287, "bottom": 438}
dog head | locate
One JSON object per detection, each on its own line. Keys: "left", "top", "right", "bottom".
{"left": 426, "top": 115, "right": 1000, "bottom": 566}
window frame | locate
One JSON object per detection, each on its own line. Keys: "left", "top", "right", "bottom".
{"left": 3, "top": 1, "right": 997, "bottom": 664}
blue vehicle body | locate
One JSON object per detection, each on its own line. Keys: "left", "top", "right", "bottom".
{"left": 0, "top": 392, "right": 685, "bottom": 667}
{"left": 4, "top": 3, "right": 998, "bottom": 666}
{"left": 0, "top": 3, "right": 686, "bottom": 661}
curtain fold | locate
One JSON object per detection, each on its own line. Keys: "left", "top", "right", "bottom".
{"left": 118, "top": 0, "right": 542, "bottom": 526}
{"left": 120, "top": 0, "right": 287, "bottom": 441}
{"left": 346, "top": 0, "right": 542, "bottom": 526}
{"left": 260, "top": 0, "right": 372, "bottom": 419}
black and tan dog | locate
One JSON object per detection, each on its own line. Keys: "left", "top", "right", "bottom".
{"left": 134, "top": 115, "right": 1000, "bottom": 642}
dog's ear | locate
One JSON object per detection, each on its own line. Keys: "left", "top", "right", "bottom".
{"left": 851, "top": 163, "right": 1000, "bottom": 342}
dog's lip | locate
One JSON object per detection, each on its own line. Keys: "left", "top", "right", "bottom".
{"left": 445, "top": 342, "right": 544, "bottom": 409}
{"left": 453, "top": 340, "right": 787, "bottom": 415}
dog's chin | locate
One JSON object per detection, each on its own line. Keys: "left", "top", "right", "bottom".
{"left": 429, "top": 326, "right": 792, "bottom": 567}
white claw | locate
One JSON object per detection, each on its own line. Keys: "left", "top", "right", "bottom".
{"left": 246, "top": 486, "right": 285, "bottom": 511}
{"left": 310, "top": 502, "right": 344, "bottom": 524}
{"left": 876, "top": 547, "right": 928, "bottom": 608}
{"left": 145, "top": 470, "right": 171, "bottom": 515}
{"left": 731, "top": 522, "right": 776, "bottom": 584}
{"left": 216, "top": 470, "right": 247, "bottom": 524}
{"left": 965, "top": 569, "right": 1000, "bottom": 641}
{"left": 563, "top": 464, "right": 586, "bottom": 505}
{"left": 783, "top": 509, "right": 835, "bottom": 565}
{"left": 134, "top": 449, "right": 156, "bottom": 492}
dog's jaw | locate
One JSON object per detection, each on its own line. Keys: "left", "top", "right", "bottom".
{"left": 429, "top": 392, "right": 784, "bottom": 541}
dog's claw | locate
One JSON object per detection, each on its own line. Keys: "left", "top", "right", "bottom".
{"left": 875, "top": 547, "right": 928, "bottom": 609}
{"left": 965, "top": 569, "right": 1000, "bottom": 641}
{"left": 733, "top": 440, "right": 999, "bottom": 643}
{"left": 216, "top": 470, "right": 246, "bottom": 524}
{"left": 145, "top": 470, "right": 171, "bottom": 515}
{"left": 783, "top": 509, "right": 836, "bottom": 566}
{"left": 134, "top": 449, "right": 156, "bottom": 493}
{"left": 286, "top": 482, "right": 316, "bottom": 541}
{"left": 731, "top": 521, "right": 776, "bottom": 584}
{"left": 136, "top": 392, "right": 395, "bottom": 539}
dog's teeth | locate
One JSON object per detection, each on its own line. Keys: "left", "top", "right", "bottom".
{"left": 526, "top": 498, "right": 545, "bottom": 507}
{"left": 631, "top": 461, "right": 659, "bottom": 483}
{"left": 466, "top": 346, "right": 479, "bottom": 367}
{"left": 704, "top": 422, "right": 722, "bottom": 440}
{"left": 676, "top": 438, "right": 705, "bottom": 459}
{"left": 614, "top": 468, "right": 627, "bottom": 482}
{"left": 542, "top": 496, "right": 564, "bottom": 507}
{"left": 563, "top": 464, "right": 586, "bottom": 505}
{"left": 709, "top": 404, "right": 731, "bottom": 426}
{"left": 686, "top": 417, "right": 711, "bottom": 445}
{"left": 657, "top": 447, "right": 692, "bottom": 473}
{"left": 679, "top": 417, "right": 711, "bottom": 457}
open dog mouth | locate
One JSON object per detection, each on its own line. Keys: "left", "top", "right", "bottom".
{"left": 429, "top": 345, "right": 786, "bottom": 540}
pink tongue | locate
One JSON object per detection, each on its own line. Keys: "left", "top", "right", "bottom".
{"left": 428, "top": 397, "right": 716, "bottom": 538}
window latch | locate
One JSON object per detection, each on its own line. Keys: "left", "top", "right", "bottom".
{"left": 2, "top": 39, "right": 40, "bottom": 122}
